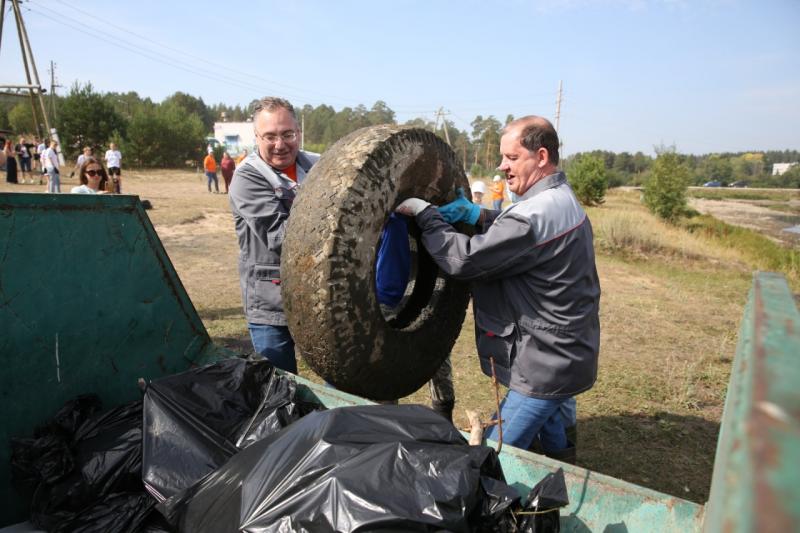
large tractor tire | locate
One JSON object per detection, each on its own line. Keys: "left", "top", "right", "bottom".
{"left": 282, "top": 126, "right": 472, "bottom": 400}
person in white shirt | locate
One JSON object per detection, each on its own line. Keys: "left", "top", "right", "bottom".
{"left": 42, "top": 140, "right": 61, "bottom": 193}
{"left": 104, "top": 143, "right": 122, "bottom": 193}
{"left": 36, "top": 139, "right": 47, "bottom": 184}
{"left": 71, "top": 157, "right": 109, "bottom": 194}
{"left": 471, "top": 180, "right": 486, "bottom": 205}
{"left": 71, "top": 146, "right": 93, "bottom": 179}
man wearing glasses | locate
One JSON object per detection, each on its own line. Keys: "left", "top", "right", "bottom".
{"left": 229, "top": 97, "right": 319, "bottom": 373}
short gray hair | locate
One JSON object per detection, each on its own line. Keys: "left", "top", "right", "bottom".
{"left": 253, "top": 96, "right": 297, "bottom": 120}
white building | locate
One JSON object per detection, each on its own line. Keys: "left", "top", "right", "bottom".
{"left": 212, "top": 121, "right": 256, "bottom": 156}
{"left": 772, "top": 162, "right": 798, "bottom": 176}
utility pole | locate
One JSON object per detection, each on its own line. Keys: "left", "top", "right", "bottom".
{"left": 0, "top": 0, "right": 61, "bottom": 162}
{"left": 555, "top": 80, "right": 564, "bottom": 158}
{"left": 554, "top": 80, "right": 563, "bottom": 133}
{"left": 433, "top": 107, "right": 451, "bottom": 145}
{"left": 49, "top": 60, "right": 61, "bottom": 121}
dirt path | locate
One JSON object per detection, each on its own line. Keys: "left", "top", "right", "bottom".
{"left": 689, "top": 198, "right": 800, "bottom": 247}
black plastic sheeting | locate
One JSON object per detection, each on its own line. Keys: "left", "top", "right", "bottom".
{"left": 142, "top": 357, "right": 318, "bottom": 502}
{"left": 10, "top": 358, "right": 312, "bottom": 532}
{"left": 11, "top": 396, "right": 153, "bottom": 532}
{"left": 158, "top": 404, "right": 521, "bottom": 532}
{"left": 518, "top": 468, "right": 570, "bottom": 533}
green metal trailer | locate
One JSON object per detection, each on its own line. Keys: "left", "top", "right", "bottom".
{"left": 0, "top": 193, "right": 797, "bottom": 531}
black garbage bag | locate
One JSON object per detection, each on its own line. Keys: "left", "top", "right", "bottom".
{"left": 158, "top": 404, "right": 520, "bottom": 532}
{"left": 518, "top": 468, "right": 570, "bottom": 533}
{"left": 142, "top": 357, "right": 317, "bottom": 502}
{"left": 11, "top": 398, "right": 153, "bottom": 533}
{"left": 11, "top": 394, "right": 102, "bottom": 490}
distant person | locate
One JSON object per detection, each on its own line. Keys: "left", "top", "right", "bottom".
{"left": 506, "top": 180, "right": 521, "bottom": 204}
{"left": 72, "top": 146, "right": 93, "bottom": 178}
{"left": 204, "top": 151, "right": 219, "bottom": 193}
{"left": 229, "top": 96, "right": 319, "bottom": 373}
{"left": 71, "top": 157, "right": 110, "bottom": 194}
{"left": 15, "top": 137, "right": 32, "bottom": 184}
{"left": 4, "top": 140, "right": 18, "bottom": 184}
{"left": 104, "top": 143, "right": 123, "bottom": 193}
{"left": 490, "top": 174, "right": 505, "bottom": 209}
{"left": 471, "top": 180, "right": 486, "bottom": 205}
{"left": 220, "top": 152, "right": 235, "bottom": 194}
{"left": 32, "top": 137, "right": 42, "bottom": 175}
{"left": 235, "top": 149, "right": 248, "bottom": 166}
{"left": 36, "top": 138, "right": 47, "bottom": 184}
{"left": 42, "top": 140, "right": 61, "bottom": 193}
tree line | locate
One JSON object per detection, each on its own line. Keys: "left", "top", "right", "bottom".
{"left": 0, "top": 83, "right": 797, "bottom": 187}
{"left": 563, "top": 149, "right": 800, "bottom": 189}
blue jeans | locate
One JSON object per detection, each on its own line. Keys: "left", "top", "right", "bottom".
{"left": 485, "top": 390, "right": 567, "bottom": 452}
{"left": 560, "top": 397, "right": 577, "bottom": 427}
{"left": 248, "top": 323, "right": 296, "bottom": 373}
{"left": 47, "top": 169, "right": 60, "bottom": 193}
{"left": 492, "top": 199, "right": 503, "bottom": 210}
{"left": 206, "top": 171, "right": 219, "bottom": 192}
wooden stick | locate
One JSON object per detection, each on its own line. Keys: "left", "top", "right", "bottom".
{"left": 490, "top": 356, "right": 503, "bottom": 454}
{"left": 466, "top": 409, "right": 484, "bottom": 445}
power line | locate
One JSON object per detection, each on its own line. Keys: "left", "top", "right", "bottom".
{"left": 23, "top": 3, "right": 300, "bottom": 101}
{"left": 34, "top": 0, "right": 366, "bottom": 107}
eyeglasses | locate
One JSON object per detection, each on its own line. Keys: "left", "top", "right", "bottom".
{"left": 86, "top": 169, "right": 102, "bottom": 177}
{"left": 256, "top": 131, "right": 298, "bottom": 144}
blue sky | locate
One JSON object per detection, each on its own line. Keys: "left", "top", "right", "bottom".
{"left": 2, "top": 0, "right": 797, "bottom": 155}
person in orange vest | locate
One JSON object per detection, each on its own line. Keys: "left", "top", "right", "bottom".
{"left": 490, "top": 174, "right": 505, "bottom": 209}
{"left": 204, "top": 151, "right": 219, "bottom": 193}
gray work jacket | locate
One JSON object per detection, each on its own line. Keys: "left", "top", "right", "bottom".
{"left": 415, "top": 172, "right": 601, "bottom": 398}
{"left": 229, "top": 151, "right": 319, "bottom": 325}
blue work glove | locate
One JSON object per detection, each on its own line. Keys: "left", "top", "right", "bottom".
{"left": 437, "top": 188, "right": 481, "bottom": 225}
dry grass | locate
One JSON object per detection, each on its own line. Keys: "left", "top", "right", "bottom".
{"left": 0, "top": 172, "right": 762, "bottom": 503}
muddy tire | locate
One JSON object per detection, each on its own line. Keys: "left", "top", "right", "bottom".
{"left": 282, "top": 126, "right": 472, "bottom": 400}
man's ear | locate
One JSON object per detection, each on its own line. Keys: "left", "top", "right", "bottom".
{"left": 537, "top": 147, "right": 550, "bottom": 167}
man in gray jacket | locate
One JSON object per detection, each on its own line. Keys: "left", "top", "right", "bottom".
{"left": 229, "top": 97, "right": 319, "bottom": 373}
{"left": 397, "top": 116, "right": 600, "bottom": 457}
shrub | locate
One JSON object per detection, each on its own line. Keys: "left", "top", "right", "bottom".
{"left": 569, "top": 154, "right": 608, "bottom": 205}
{"left": 643, "top": 152, "right": 690, "bottom": 223}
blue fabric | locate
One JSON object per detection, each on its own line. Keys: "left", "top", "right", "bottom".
{"left": 375, "top": 214, "right": 411, "bottom": 308}
{"left": 485, "top": 390, "right": 567, "bottom": 451}
{"left": 437, "top": 188, "right": 481, "bottom": 225}
{"left": 560, "top": 396, "right": 577, "bottom": 427}
{"left": 47, "top": 168, "right": 61, "bottom": 193}
{"left": 492, "top": 199, "right": 503, "bottom": 210}
{"left": 248, "top": 323, "right": 296, "bottom": 373}
{"left": 206, "top": 171, "right": 219, "bottom": 192}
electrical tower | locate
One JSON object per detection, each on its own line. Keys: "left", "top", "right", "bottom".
{"left": 0, "top": 0, "right": 57, "bottom": 150}
{"left": 432, "top": 107, "right": 451, "bottom": 145}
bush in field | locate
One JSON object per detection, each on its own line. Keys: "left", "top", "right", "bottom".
{"left": 644, "top": 151, "right": 690, "bottom": 223}
{"left": 568, "top": 154, "right": 608, "bottom": 206}
{"left": 124, "top": 104, "right": 205, "bottom": 167}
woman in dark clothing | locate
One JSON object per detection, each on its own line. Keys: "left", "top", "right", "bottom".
{"left": 4, "top": 140, "right": 18, "bottom": 184}
{"left": 220, "top": 151, "right": 235, "bottom": 193}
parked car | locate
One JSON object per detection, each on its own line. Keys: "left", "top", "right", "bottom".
{"left": 703, "top": 180, "right": 722, "bottom": 187}
{"left": 729, "top": 180, "right": 748, "bottom": 188}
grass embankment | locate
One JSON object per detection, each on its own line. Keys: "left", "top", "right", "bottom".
{"left": 682, "top": 215, "right": 799, "bottom": 288}
{"left": 687, "top": 188, "right": 800, "bottom": 202}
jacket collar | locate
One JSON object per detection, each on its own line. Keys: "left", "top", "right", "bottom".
{"left": 245, "top": 150, "right": 315, "bottom": 189}
{"left": 520, "top": 171, "right": 566, "bottom": 201}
